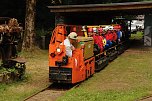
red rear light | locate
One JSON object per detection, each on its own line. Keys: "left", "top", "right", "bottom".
{"left": 50, "top": 53, "right": 55, "bottom": 57}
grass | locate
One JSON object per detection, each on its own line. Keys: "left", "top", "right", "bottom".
{"left": 57, "top": 43, "right": 152, "bottom": 101}
{"left": 130, "top": 31, "right": 144, "bottom": 40}
{"left": 0, "top": 48, "right": 50, "bottom": 101}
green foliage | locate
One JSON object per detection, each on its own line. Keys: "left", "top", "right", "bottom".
{"left": 130, "top": 31, "right": 144, "bottom": 40}
{"left": 0, "top": 64, "right": 23, "bottom": 75}
{"left": 0, "top": 68, "right": 8, "bottom": 74}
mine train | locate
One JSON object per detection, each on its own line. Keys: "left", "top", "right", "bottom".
{"left": 49, "top": 24, "right": 129, "bottom": 84}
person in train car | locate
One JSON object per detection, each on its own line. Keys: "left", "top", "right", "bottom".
{"left": 87, "top": 27, "right": 100, "bottom": 55}
{"left": 87, "top": 27, "right": 93, "bottom": 37}
{"left": 108, "top": 26, "right": 114, "bottom": 42}
{"left": 92, "top": 27, "right": 103, "bottom": 49}
{"left": 104, "top": 26, "right": 113, "bottom": 48}
{"left": 61, "top": 32, "right": 78, "bottom": 57}
{"left": 102, "top": 27, "right": 109, "bottom": 49}
{"left": 98, "top": 27, "right": 104, "bottom": 52}
{"left": 92, "top": 27, "right": 98, "bottom": 45}
{"left": 112, "top": 28, "right": 118, "bottom": 44}
{"left": 116, "top": 26, "right": 122, "bottom": 43}
{"left": 91, "top": 27, "right": 101, "bottom": 55}
{"left": 109, "top": 26, "right": 118, "bottom": 44}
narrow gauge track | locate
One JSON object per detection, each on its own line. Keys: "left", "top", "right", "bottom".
{"left": 24, "top": 83, "right": 80, "bottom": 101}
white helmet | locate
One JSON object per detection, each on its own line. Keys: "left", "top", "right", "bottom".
{"left": 109, "top": 26, "right": 113, "bottom": 30}
{"left": 103, "top": 26, "right": 109, "bottom": 31}
{"left": 68, "top": 32, "right": 78, "bottom": 40}
{"left": 82, "top": 26, "right": 86, "bottom": 31}
{"left": 93, "top": 27, "right": 97, "bottom": 33}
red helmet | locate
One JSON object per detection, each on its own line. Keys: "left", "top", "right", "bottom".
{"left": 88, "top": 27, "right": 93, "bottom": 32}
{"left": 118, "top": 25, "right": 122, "bottom": 30}
{"left": 113, "top": 25, "right": 121, "bottom": 30}
{"left": 98, "top": 27, "right": 103, "bottom": 33}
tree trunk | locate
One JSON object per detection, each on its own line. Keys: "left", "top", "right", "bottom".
{"left": 23, "top": 0, "right": 36, "bottom": 50}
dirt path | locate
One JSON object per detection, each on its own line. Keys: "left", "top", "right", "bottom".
{"left": 25, "top": 90, "right": 66, "bottom": 101}
{"left": 136, "top": 95, "right": 152, "bottom": 101}
{"left": 24, "top": 83, "right": 75, "bottom": 101}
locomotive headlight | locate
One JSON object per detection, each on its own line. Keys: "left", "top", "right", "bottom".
{"left": 56, "top": 47, "right": 61, "bottom": 53}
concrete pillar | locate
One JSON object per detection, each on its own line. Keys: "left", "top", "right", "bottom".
{"left": 144, "top": 14, "right": 152, "bottom": 46}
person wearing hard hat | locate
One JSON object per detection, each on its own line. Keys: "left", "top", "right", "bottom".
{"left": 91, "top": 27, "right": 100, "bottom": 55}
{"left": 103, "top": 26, "right": 113, "bottom": 49}
{"left": 98, "top": 27, "right": 104, "bottom": 52}
{"left": 92, "top": 27, "right": 99, "bottom": 45}
{"left": 87, "top": 27, "right": 93, "bottom": 37}
{"left": 92, "top": 27, "right": 104, "bottom": 52}
{"left": 61, "top": 32, "right": 78, "bottom": 57}
{"left": 112, "top": 28, "right": 118, "bottom": 43}
{"left": 114, "top": 24, "right": 122, "bottom": 42}
{"left": 102, "top": 27, "right": 108, "bottom": 49}
{"left": 105, "top": 29, "right": 113, "bottom": 47}
{"left": 98, "top": 27, "right": 103, "bottom": 36}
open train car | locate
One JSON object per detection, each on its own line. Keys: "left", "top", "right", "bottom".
{"left": 49, "top": 24, "right": 127, "bottom": 84}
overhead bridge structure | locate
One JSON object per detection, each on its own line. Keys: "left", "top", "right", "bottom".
{"left": 48, "top": 1, "right": 152, "bottom": 46}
